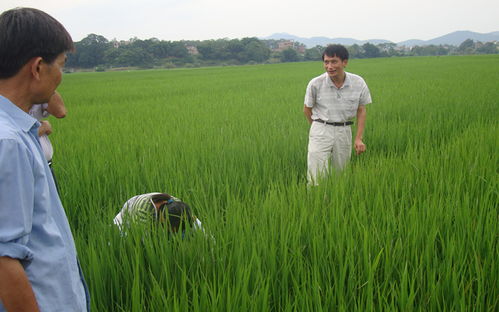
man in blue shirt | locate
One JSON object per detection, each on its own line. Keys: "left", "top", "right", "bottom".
{"left": 0, "top": 8, "right": 89, "bottom": 311}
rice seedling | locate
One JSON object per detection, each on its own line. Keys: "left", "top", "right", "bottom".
{"left": 49, "top": 55, "right": 498, "bottom": 311}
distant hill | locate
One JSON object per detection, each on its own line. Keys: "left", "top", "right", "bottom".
{"left": 262, "top": 31, "right": 499, "bottom": 47}
{"left": 396, "top": 39, "right": 426, "bottom": 47}
{"left": 263, "top": 32, "right": 391, "bottom": 47}
{"left": 424, "top": 31, "right": 499, "bottom": 46}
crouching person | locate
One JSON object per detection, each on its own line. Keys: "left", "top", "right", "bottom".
{"left": 114, "top": 193, "right": 203, "bottom": 236}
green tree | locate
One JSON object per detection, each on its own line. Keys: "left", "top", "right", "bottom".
{"left": 476, "top": 42, "right": 497, "bottom": 54}
{"left": 104, "top": 45, "right": 154, "bottom": 68}
{"left": 169, "top": 42, "right": 189, "bottom": 59}
{"left": 304, "top": 46, "right": 323, "bottom": 61}
{"left": 227, "top": 39, "right": 245, "bottom": 61}
{"left": 410, "top": 45, "right": 449, "bottom": 56}
{"left": 197, "top": 39, "right": 231, "bottom": 61}
{"left": 67, "top": 33, "right": 110, "bottom": 68}
{"left": 377, "top": 43, "right": 398, "bottom": 57}
{"left": 347, "top": 44, "right": 363, "bottom": 58}
{"left": 458, "top": 39, "right": 475, "bottom": 54}
{"left": 240, "top": 38, "right": 270, "bottom": 63}
{"left": 148, "top": 41, "right": 169, "bottom": 59}
{"left": 281, "top": 48, "right": 299, "bottom": 62}
{"left": 362, "top": 43, "right": 380, "bottom": 58}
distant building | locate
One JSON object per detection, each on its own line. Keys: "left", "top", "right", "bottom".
{"left": 266, "top": 39, "right": 307, "bottom": 54}
{"left": 296, "top": 44, "right": 306, "bottom": 54}
{"left": 186, "top": 45, "right": 199, "bottom": 55}
{"left": 110, "top": 39, "right": 132, "bottom": 48}
{"left": 277, "top": 40, "right": 294, "bottom": 51}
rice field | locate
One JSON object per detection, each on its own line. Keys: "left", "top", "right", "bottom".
{"left": 51, "top": 55, "right": 498, "bottom": 311}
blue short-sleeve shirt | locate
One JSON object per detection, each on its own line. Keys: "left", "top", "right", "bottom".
{"left": 0, "top": 95, "right": 88, "bottom": 312}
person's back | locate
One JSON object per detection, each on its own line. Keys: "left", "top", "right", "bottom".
{"left": 114, "top": 192, "right": 169, "bottom": 227}
{"left": 114, "top": 192, "right": 203, "bottom": 235}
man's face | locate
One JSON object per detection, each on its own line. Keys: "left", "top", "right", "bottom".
{"left": 36, "top": 53, "right": 66, "bottom": 103}
{"left": 323, "top": 55, "right": 348, "bottom": 80}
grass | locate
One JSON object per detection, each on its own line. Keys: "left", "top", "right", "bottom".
{"left": 48, "top": 55, "right": 499, "bottom": 311}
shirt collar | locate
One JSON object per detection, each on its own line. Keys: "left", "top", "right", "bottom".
{"left": 0, "top": 95, "right": 39, "bottom": 132}
{"left": 323, "top": 71, "right": 351, "bottom": 89}
{"left": 343, "top": 72, "right": 351, "bottom": 87}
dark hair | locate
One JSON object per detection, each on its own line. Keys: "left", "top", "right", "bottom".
{"left": 159, "top": 201, "right": 193, "bottom": 233}
{"left": 0, "top": 7, "right": 74, "bottom": 79}
{"left": 322, "top": 44, "right": 349, "bottom": 61}
{"left": 151, "top": 193, "right": 172, "bottom": 203}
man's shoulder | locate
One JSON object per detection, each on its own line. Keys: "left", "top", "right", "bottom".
{"left": 0, "top": 123, "right": 31, "bottom": 165}
{"left": 308, "top": 73, "right": 328, "bottom": 86}
{"left": 346, "top": 72, "right": 366, "bottom": 81}
{"left": 0, "top": 112, "right": 21, "bottom": 141}
{"left": 345, "top": 72, "right": 369, "bottom": 87}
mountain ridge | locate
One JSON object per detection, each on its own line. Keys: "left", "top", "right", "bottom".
{"left": 262, "top": 31, "right": 499, "bottom": 47}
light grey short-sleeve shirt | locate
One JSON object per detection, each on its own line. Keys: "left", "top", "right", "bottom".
{"left": 304, "top": 72, "right": 372, "bottom": 122}
{"left": 28, "top": 103, "right": 53, "bottom": 161}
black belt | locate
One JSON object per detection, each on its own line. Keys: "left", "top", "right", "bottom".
{"left": 313, "top": 119, "right": 353, "bottom": 126}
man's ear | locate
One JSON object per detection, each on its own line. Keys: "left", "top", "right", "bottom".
{"left": 29, "top": 57, "right": 44, "bottom": 81}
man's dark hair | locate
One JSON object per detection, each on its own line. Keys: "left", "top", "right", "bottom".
{"left": 0, "top": 7, "right": 74, "bottom": 79}
{"left": 322, "top": 44, "right": 349, "bottom": 61}
{"left": 159, "top": 201, "right": 194, "bottom": 233}
{"left": 151, "top": 193, "right": 172, "bottom": 204}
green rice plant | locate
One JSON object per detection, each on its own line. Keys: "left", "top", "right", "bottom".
{"left": 45, "top": 55, "right": 499, "bottom": 311}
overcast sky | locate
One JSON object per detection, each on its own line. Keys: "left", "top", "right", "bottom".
{"left": 1, "top": 0, "right": 498, "bottom": 43}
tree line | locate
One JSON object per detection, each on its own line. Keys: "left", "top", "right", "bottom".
{"left": 66, "top": 34, "right": 499, "bottom": 71}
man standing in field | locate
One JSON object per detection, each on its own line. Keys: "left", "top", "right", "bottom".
{"left": 304, "top": 44, "right": 372, "bottom": 185}
{"left": 0, "top": 8, "right": 89, "bottom": 311}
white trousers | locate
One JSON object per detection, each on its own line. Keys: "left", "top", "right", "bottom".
{"left": 307, "top": 122, "right": 352, "bottom": 185}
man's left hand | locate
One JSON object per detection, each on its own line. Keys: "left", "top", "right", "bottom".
{"left": 38, "top": 120, "right": 52, "bottom": 136}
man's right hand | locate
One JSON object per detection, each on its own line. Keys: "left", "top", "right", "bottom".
{"left": 0, "top": 256, "right": 40, "bottom": 311}
{"left": 303, "top": 105, "right": 313, "bottom": 124}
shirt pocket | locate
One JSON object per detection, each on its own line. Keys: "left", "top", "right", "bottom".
{"left": 343, "top": 97, "right": 359, "bottom": 117}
